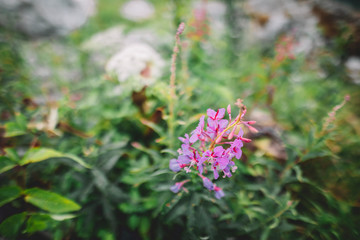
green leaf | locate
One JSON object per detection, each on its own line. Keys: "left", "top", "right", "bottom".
{"left": 260, "top": 227, "right": 271, "bottom": 240}
{"left": 301, "top": 150, "right": 332, "bottom": 162}
{"left": 24, "top": 188, "right": 81, "bottom": 213}
{"left": 0, "top": 212, "right": 27, "bottom": 239}
{"left": 140, "top": 118, "right": 165, "bottom": 136}
{"left": 4, "top": 148, "right": 20, "bottom": 162}
{"left": 0, "top": 185, "right": 22, "bottom": 207}
{"left": 139, "top": 217, "right": 150, "bottom": 237}
{"left": 19, "top": 148, "right": 91, "bottom": 168}
{"left": 49, "top": 214, "right": 77, "bottom": 221}
{"left": 0, "top": 156, "right": 16, "bottom": 174}
{"left": 25, "top": 214, "right": 52, "bottom": 233}
{"left": 128, "top": 215, "right": 140, "bottom": 230}
{"left": 63, "top": 153, "right": 92, "bottom": 169}
{"left": 4, "top": 114, "right": 27, "bottom": 137}
{"left": 20, "top": 148, "right": 63, "bottom": 165}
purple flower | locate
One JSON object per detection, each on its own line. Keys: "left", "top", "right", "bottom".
{"left": 207, "top": 108, "right": 225, "bottom": 120}
{"left": 170, "top": 180, "right": 189, "bottom": 193}
{"left": 170, "top": 183, "right": 182, "bottom": 193}
{"left": 230, "top": 138, "right": 243, "bottom": 160}
{"left": 202, "top": 177, "right": 214, "bottom": 190}
{"left": 190, "top": 116, "right": 205, "bottom": 143}
{"left": 178, "top": 155, "right": 191, "bottom": 166}
{"left": 214, "top": 186, "right": 225, "bottom": 199}
{"left": 169, "top": 159, "right": 181, "bottom": 172}
{"left": 197, "top": 156, "right": 206, "bottom": 174}
{"left": 178, "top": 133, "right": 190, "bottom": 144}
{"left": 207, "top": 118, "right": 229, "bottom": 140}
{"left": 169, "top": 100, "right": 255, "bottom": 199}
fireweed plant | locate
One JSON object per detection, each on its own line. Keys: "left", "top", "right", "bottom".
{"left": 169, "top": 100, "right": 257, "bottom": 199}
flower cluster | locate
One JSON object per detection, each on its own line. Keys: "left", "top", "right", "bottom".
{"left": 170, "top": 100, "right": 257, "bottom": 199}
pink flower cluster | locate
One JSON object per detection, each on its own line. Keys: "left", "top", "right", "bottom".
{"left": 169, "top": 100, "right": 257, "bottom": 199}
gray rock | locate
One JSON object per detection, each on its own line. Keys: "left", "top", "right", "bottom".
{"left": 21, "top": 40, "right": 83, "bottom": 103}
{"left": 241, "top": 0, "right": 323, "bottom": 56}
{"left": 120, "top": 0, "right": 155, "bottom": 22}
{"left": 345, "top": 57, "right": 360, "bottom": 84}
{"left": 0, "top": 0, "right": 96, "bottom": 38}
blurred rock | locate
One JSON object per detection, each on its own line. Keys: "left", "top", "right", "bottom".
{"left": 0, "top": 0, "right": 96, "bottom": 38}
{"left": 345, "top": 57, "right": 360, "bottom": 84}
{"left": 193, "top": 1, "right": 227, "bottom": 36}
{"left": 249, "top": 108, "right": 286, "bottom": 161}
{"left": 81, "top": 26, "right": 170, "bottom": 71}
{"left": 311, "top": 0, "right": 360, "bottom": 56}
{"left": 21, "top": 40, "right": 82, "bottom": 103}
{"left": 81, "top": 26, "right": 126, "bottom": 70}
{"left": 120, "top": 0, "right": 155, "bottom": 22}
{"left": 241, "top": 0, "right": 323, "bottom": 56}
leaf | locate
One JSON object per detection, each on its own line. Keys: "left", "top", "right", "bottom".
{"left": 19, "top": 148, "right": 91, "bottom": 168}
{"left": 0, "top": 156, "right": 16, "bottom": 174}
{"left": 140, "top": 118, "right": 165, "bottom": 136}
{"left": 4, "top": 148, "right": 20, "bottom": 162}
{"left": 0, "top": 185, "right": 22, "bottom": 207}
{"left": 269, "top": 218, "right": 280, "bottom": 229}
{"left": 293, "top": 165, "right": 304, "bottom": 182}
{"left": 24, "top": 188, "right": 81, "bottom": 213}
{"left": 50, "top": 214, "right": 77, "bottom": 221}
{"left": 128, "top": 215, "right": 140, "bottom": 230}
{"left": 63, "top": 153, "right": 92, "bottom": 169}
{"left": 24, "top": 214, "right": 52, "bottom": 233}
{"left": 4, "top": 114, "right": 27, "bottom": 137}
{"left": 0, "top": 212, "right": 27, "bottom": 239}
{"left": 139, "top": 217, "right": 150, "bottom": 237}
{"left": 260, "top": 227, "right": 271, "bottom": 240}
{"left": 301, "top": 150, "right": 332, "bottom": 162}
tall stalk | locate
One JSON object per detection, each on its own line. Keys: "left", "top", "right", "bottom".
{"left": 168, "top": 23, "right": 185, "bottom": 149}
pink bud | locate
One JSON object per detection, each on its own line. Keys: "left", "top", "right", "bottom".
{"left": 247, "top": 125, "right": 258, "bottom": 133}
{"left": 239, "top": 137, "right": 252, "bottom": 143}
{"left": 227, "top": 104, "right": 232, "bottom": 122}
{"left": 246, "top": 121, "right": 256, "bottom": 125}
{"left": 228, "top": 126, "right": 236, "bottom": 140}
{"left": 177, "top": 22, "right": 185, "bottom": 35}
{"left": 216, "top": 133, "right": 224, "bottom": 143}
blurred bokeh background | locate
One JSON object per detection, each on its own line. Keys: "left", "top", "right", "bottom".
{"left": 0, "top": 0, "right": 360, "bottom": 239}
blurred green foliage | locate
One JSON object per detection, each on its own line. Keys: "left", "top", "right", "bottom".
{"left": 1, "top": 0, "right": 360, "bottom": 239}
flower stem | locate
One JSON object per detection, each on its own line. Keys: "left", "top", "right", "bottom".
{"left": 168, "top": 23, "right": 185, "bottom": 149}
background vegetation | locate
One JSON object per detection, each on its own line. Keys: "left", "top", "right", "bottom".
{"left": 1, "top": 0, "right": 359, "bottom": 239}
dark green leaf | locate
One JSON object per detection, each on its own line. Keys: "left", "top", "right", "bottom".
{"left": 0, "top": 212, "right": 27, "bottom": 239}
{"left": 24, "top": 214, "right": 52, "bottom": 233}
{"left": 0, "top": 156, "right": 16, "bottom": 174}
{"left": 0, "top": 185, "right": 22, "bottom": 207}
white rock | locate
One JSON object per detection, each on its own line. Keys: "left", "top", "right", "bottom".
{"left": 120, "top": 0, "right": 155, "bottom": 22}
{"left": 242, "top": 0, "right": 323, "bottom": 55}
{"left": 81, "top": 26, "right": 125, "bottom": 53}
{"left": 0, "top": 0, "right": 96, "bottom": 37}
{"left": 345, "top": 57, "right": 360, "bottom": 84}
